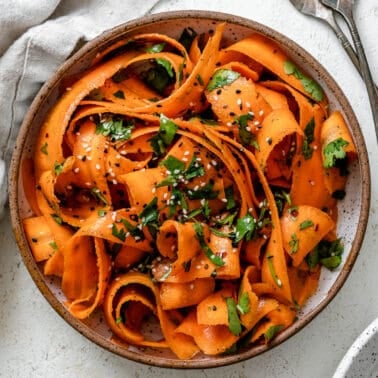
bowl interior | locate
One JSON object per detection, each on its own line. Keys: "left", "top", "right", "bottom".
{"left": 9, "top": 10, "right": 370, "bottom": 368}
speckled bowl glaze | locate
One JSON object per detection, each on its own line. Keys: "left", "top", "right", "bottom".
{"left": 334, "top": 318, "right": 378, "bottom": 377}
{"left": 9, "top": 11, "right": 370, "bottom": 369}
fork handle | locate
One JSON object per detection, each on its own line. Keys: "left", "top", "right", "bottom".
{"left": 346, "top": 14, "right": 378, "bottom": 136}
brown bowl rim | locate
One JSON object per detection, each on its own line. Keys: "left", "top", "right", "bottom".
{"left": 8, "top": 10, "right": 371, "bottom": 369}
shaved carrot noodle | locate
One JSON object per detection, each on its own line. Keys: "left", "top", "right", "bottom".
{"left": 22, "top": 22, "right": 357, "bottom": 359}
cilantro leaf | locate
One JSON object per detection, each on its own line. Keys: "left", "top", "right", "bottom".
{"left": 264, "top": 324, "right": 284, "bottom": 342}
{"left": 96, "top": 119, "right": 134, "bottom": 142}
{"left": 156, "top": 58, "right": 174, "bottom": 78}
{"left": 54, "top": 161, "right": 64, "bottom": 176}
{"left": 289, "top": 233, "right": 299, "bottom": 254}
{"left": 186, "top": 182, "right": 219, "bottom": 200}
{"left": 233, "top": 214, "right": 255, "bottom": 243}
{"left": 40, "top": 142, "right": 48, "bottom": 155}
{"left": 266, "top": 255, "right": 282, "bottom": 287}
{"left": 206, "top": 69, "right": 240, "bottom": 92}
{"left": 235, "top": 113, "right": 259, "bottom": 149}
{"left": 226, "top": 297, "right": 242, "bottom": 336}
{"left": 283, "top": 61, "right": 324, "bottom": 102}
{"left": 146, "top": 42, "right": 165, "bottom": 53}
{"left": 302, "top": 117, "right": 315, "bottom": 159}
{"left": 113, "top": 90, "right": 125, "bottom": 99}
{"left": 121, "top": 218, "right": 145, "bottom": 241}
{"left": 144, "top": 65, "right": 171, "bottom": 93}
{"left": 225, "top": 185, "right": 236, "bottom": 210}
{"left": 299, "top": 219, "right": 314, "bottom": 230}
{"left": 51, "top": 213, "right": 63, "bottom": 225}
{"left": 149, "top": 114, "right": 178, "bottom": 156}
{"left": 237, "top": 292, "right": 250, "bottom": 315}
{"left": 323, "top": 138, "right": 349, "bottom": 168}
{"left": 184, "top": 155, "right": 205, "bottom": 180}
{"left": 193, "top": 222, "right": 225, "bottom": 266}
{"left": 91, "top": 187, "right": 109, "bottom": 206}
{"left": 112, "top": 223, "right": 126, "bottom": 242}
{"left": 139, "top": 197, "right": 159, "bottom": 226}
{"left": 161, "top": 155, "right": 185, "bottom": 175}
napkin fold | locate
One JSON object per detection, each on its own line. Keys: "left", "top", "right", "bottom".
{"left": 0, "top": 0, "right": 160, "bottom": 219}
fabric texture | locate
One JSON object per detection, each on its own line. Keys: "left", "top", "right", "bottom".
{"left": 0, "top": 0, "right": 161, "bottom": 218}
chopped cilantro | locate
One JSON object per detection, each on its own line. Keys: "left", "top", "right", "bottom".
{"left": 146, "top": 42, "right": 165, "bottom": 53}
{"left": 98, "top": 209, "right": 107, "bottom": 217}
{"left": 149, "top": 114, "right": 178, "bottom": 156}
{"left": 113, "top": 90, "right": 125, "bottom": 99}
{"left": 144, "top": 65, "right": 171, "bottom": 93}
{"left": 235, "top": 113, "right": 259, "bottom": 149}
{"left": 264, "top": 324, "right": 284, "bottom": 342}
{"left": 121, "top": 218, "right": 145, "bottom": 241}
{"left": 53, "top": 161, "right": 64, "bottom": 175}
{"left": 139, "top": 197, "right": 159, "bottom": 226}
{"left": 96, "top": 118, "right": 134, "bottom": 142}
{"left": 193, "top": 222, "right": 224, "bottom": 266}
{"left": 49, "top": 241, "right": 58, "bottom": 251}
{"left": 51, "top": 213, "right": 63, "bottom": 225}
{"left": 156, "top": 58, "right": 174, "bottom": 78}
{"left": 266, "top": 255, "right": 282, "bottom": 287}
{"left": 112, "top": 223, "right": 126, "bottom": 242}
{"left": 185, "top": 182, "right": 218, "bottom": 200}
{"left": 289, "top": 233, "right": 299, "bottom": 254}
{"left": 226, "top": 297, "right": 242, "bottom": 336}
{"left": 237, "top": 292, "right": 250, "bottom": 315}
{"left": 91, "top": 187, "right": 109, "bottom": 206}
{"left": 302, "top": 117, "right": 315, "bottom": 159}
{"left": 40, "top": 142, "right": 48, "bottom": 155}
{"left": 283, "top": 61, "right": 324, "bottom": 102}
{"left": 323, "top": 138, "right": 349, "bottom": 169}
{"left": 225, "top": 186, "right": 236, "bottom": 210}
{"left": 233, "top": 214, "right": 255, "bottom": 243}
{"left": 299, "top": 219, "right": 314, "bottom": 230}
{"left": 206, "top": 69, "right": 240, "bottom": 92}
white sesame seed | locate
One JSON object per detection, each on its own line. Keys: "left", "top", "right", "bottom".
{"left": 152, "top": 187, "right": 156, "bottom": 193}
{"left": 96, "top": 164, "right": 101, "bottom": 170}
{"left": 237, "top": 98, "right": 242, "bottom": 105}
{"left": 313, "top": 145, "right": 318, "bottom": 150}
{"left": 173, "top": 169, "right": 180, "bottom": 174}
{"left": 213, "top": 95, "right": 219, "bottom": 101}
{"left": 77, "top": 155, "right": 83, "bottom": 160}
{"left": 254, "top": 121, "right": 260, "bottom": 126}
{"left": 120, "top": 150, "right": 127, "bottom": 155}
{"left": 87, "top": 156, "right": 92, "bottom": 161}
{"left": 189, "top": 284, "right": 194, "bottom": 290}
{"left": 74, "top": 167, "right": 80, "bottom": 173}
{"left": 116, "top": 154, "right": 121, "bottom": 159}
{"left": 82, "top": 143, "right": 88, "bottom": 148}
{"left": 193, "top": 185, "right": 199, "bottom": 191}
{"left": 112, "top": 179, "right": 118, "bottom": 185}
{"left": 163, "top": 192, "right": 168, "bottom": 199}
{"left": 107, "top": 223, "right": 114, "bottom": 229}
{"left": 86, "top": 147, "right": 92, "bottom": 152}
{"left": 182, "top": 157, "right": 188, "bottom": 162}
{"left": 259, "top": 110, "right": 264, "bottom": 116}
{"left": 246, "top": 102, "right": 251, "bottom": 108}
{"left": 207, "top": 163, "right": 212, "bottom": 170}
{"left": 227, "top": 122, "right": 233, "bottom": 127}
{"left": 184, "top": 150, "right": 190, "bottom": 156}
{"left": 277, "top": 278, "right": 282, "bottom": 286}
{"left": 246, "top": 126, "right": 251, "bottom": 132}
{"left": 221, "top": 198, "right": 228, "bottom": 203}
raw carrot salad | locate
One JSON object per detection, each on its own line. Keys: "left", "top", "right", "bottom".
{"left": 23, "top": 23, "right": 357, "bottom": 358}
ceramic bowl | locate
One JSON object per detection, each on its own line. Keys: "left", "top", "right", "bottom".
{"left": 9, "top": 10, "right": 370, "bottom": 368}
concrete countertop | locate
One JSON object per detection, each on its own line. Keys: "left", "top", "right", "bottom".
{"left": 1, "top": 0, "right": 377, "bottom": 377}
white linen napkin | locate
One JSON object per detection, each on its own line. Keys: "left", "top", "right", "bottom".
{"left": 0, "top": 0, "right": 160, "bottom": 219}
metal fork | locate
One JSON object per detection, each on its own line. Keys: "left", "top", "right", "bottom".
{"left": 289, "top": 0, "right": 361, "bottom": 73}
{"left": 321, "top": 0, "right": 378, "bottom": 136}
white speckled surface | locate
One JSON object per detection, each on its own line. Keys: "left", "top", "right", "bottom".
{"left": 1, "top": 0, "right": 377, "bottom": 377}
